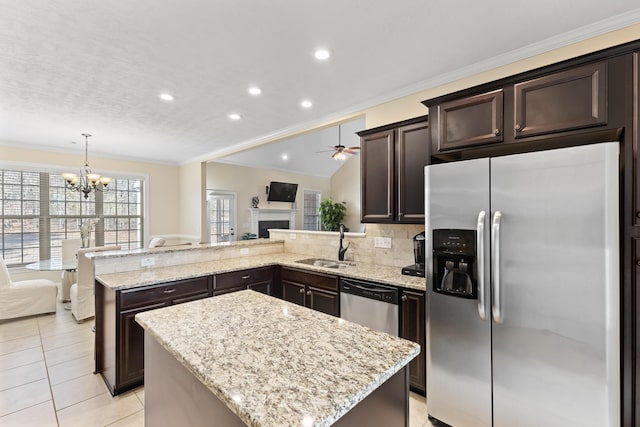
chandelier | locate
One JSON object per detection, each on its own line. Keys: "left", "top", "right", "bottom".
{"left": 62, "top": 133, "right": 111, "bottom": 199}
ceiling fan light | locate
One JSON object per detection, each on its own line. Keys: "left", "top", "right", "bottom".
{"left": 334, "top": 151, "right": 346, "bottom": 161}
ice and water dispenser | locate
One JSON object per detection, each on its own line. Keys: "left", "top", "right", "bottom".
{"left": 432, "top": 229, "right": 478, "bottom": 299}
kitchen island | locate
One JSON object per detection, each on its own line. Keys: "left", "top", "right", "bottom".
{"left": 135, "top": 290, "right": 420, "bottom": 427}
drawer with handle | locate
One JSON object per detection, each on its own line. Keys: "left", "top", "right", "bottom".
{"left": 119, "top": 276, "right": 211, "bottom": 310}
{"left": 214, "top": 267, "right": 273, "bottom": 291}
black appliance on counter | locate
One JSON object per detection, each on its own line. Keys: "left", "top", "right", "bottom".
{"left": 401, "top": 231, "right": 426, "bottom": 277}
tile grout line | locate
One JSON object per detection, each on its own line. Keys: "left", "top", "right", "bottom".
{"left": 38, "top": 314, "right": 62, "bottom": 427}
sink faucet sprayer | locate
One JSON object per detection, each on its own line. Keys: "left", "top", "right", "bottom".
{"left": 338, "top": 224, "right": 350, "bottom": 261}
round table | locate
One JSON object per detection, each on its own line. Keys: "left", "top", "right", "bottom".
{"left": 26, "top": 260, "right": 78, "bottom": 304}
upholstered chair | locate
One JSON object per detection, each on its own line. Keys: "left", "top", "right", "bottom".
{"left": 70, "top": 245, "right": 121, "bottom": 322}
{"left": 148, "top": 237, "right": 166, "bottom": 248}
{"left": 0, "top": 255, "right": 58, "bottom": 321}
{"left": 60, "top": 239, "right": 83, "bottom": 301}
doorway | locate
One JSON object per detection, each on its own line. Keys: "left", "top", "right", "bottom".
{"left": 207, "top": 191, "right": 237, "bottom": 243}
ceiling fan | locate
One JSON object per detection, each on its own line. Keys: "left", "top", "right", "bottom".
{"left": 317, "top": 124, "right": 361, "bottom": 160}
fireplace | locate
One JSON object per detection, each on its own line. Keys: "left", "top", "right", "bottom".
{"left": 258, "top": 220, "right": 290, "bottom": 238}
{"left": 249, "top": 208, "right": 296, "bottom": 238}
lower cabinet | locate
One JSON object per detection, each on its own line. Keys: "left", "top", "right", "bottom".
{"left": 96, "top": 267, "right": 274, "bottom": 395}
{"left": 214, "top": 267, "right": 273, "bottom": 296}
{"left": 96, "top": 275, "right": 213, "bottom": 395}
{"left": 400, "top": 289, "right": 426, "bottom": 395}
{"left": 280, "top": 267, "right": 339, "bottom": 317}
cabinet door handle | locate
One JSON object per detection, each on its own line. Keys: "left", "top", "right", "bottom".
{"left": 637, "top": 259, "right": 640, "bottom": 267}
{"left": 306, "top": 290, "right": 311, "bottom": 296}
{"left": 515, "top": 124, "right": 522, "bottom": 132}
{"left": 163, "top": 288, "right": 176, "bottom": 294}
{"left": 401, "top": 295, "right": 408, "bottom": 302}
{"left": 494, "top": 128, "right": 501, "bottom": 136}
{"left": 241, "top": 275, "right": 251, "bottom": 280}
{"left": 299, "top": 288, "right": 305, "bottom": 294}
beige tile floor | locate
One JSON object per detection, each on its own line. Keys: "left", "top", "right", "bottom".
{"left": 1, "top": 302, "right": 432, "bottom": 426}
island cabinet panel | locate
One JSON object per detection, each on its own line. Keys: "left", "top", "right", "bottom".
{"left": 400, "top": 289, "right": 426, "bottom": 394}
{"left": 358, "top": 116, "right": 429, "bottom": 224}
{"left": 213, "top": 266, "right": 273, "bottom": 296}
{"left": 437, "top": 89, "right": 503, "bottom": 150}
{"left": 513, "top": 61, "right": 607, "bottom": 139}
{"left": 280, "top": 267, "right": 339, "bottom": 317}
{"left": 635, "top": 52, "right": 640, "bottom": 226}
{"left": 96, "top": 275, "right": 214, "bottom": 396}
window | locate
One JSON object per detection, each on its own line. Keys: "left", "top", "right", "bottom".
{"left": 303, "top": 189, "right": 321, "bottom": 231}
{"left": 0, "top": 168, "right": 145, "bottom": 267}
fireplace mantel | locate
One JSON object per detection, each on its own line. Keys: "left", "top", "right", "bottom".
{"left": 249, "top": 208, "right": 296, "bottom": 236}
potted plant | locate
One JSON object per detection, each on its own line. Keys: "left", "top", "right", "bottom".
{"left": 319, "top": 198, "right": 346, "bottom": 231}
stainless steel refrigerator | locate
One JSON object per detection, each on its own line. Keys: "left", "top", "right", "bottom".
{"left": 425, "top": 142, "right": 620, "bottom": 427}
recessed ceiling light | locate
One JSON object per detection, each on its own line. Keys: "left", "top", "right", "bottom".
{"left": 248, "top": 86, "right": 262, "bottom": 95}
{"left": 228, "top": 113, "right": 241, "bottom": 120}
{"left": 159, "top": 93, "right": 174, "bottom": 101}
{"left": 314, "top": 48, "right": 330, "bottom": 60}
{"left": 281, "top": 154, "right": 289, "bottom": 160}
{"left": 300, "top": 100, "right": 312, "bottom": 109}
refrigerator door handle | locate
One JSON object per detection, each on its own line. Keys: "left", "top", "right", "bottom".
{"left": 476, "top": 210, "right": 486, "bottom": 320}
{"left": 491, "top": 211, "right": 503, "bottom": 324}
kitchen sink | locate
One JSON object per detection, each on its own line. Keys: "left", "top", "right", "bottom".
{"left": 295, "top": 258, "right": 355, "bottom": 269}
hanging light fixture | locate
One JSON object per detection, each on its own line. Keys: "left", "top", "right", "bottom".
{"left": 62, "top": 133, "right": 112, "bottom": 199}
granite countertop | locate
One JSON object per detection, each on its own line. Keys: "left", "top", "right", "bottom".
{"left": 135, "top": 290, "right": 420, "bottom": 427}
{"left": 95, "top": 252, "right": 426, "bottom": 292}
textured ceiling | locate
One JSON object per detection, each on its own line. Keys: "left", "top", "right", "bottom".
{"left": 1, "top": 0, "right": 639, "bottom": 168}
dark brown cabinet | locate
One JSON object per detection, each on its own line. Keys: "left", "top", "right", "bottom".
{"left": 359, "top": 129, "right": 394, "bottom": 222}
{"left": 436, "top": 89, "right": 503, "bottom": 151}
{"left": 280, "top": 267, "right": 339, "bottom": 317}
{"left": 358, "top": 116, "right": 429, "bottom": 224}
{"left": 634, "top": 52, "right": 640, "bottom": 226}
{"left": 400, "top": 289, "right": 426, "bottom": 394}
{"left": 96, "top": 275, "right": 213, "bottom": 395}
{"left": 214, "top": 267, "right": 273, "bottom": 296}
{"left": 514, "top": 61, "right": 607, "bottom": 138}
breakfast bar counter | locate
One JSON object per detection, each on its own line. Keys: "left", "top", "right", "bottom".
{"left": 135, "top": 290, "right": 420, "bottom": 427}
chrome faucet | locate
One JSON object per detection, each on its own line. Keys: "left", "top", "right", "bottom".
{"left": 338, "top": 224, "right": 350, "bottom": 261}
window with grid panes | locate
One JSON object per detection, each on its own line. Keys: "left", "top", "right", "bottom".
{"left": 303, "top": 189, "right": 321, "bottom": 231}
{"left": 0, "top": 170, "right": 40, "bottom": 266}
{"left": 0, "top": 168, "right": 144, "bottom": 266}
{"left": 102, "top": 178, "right": 143, "bottom": 250}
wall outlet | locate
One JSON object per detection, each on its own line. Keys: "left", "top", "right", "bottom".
{"left": 289, "top": 233, "right": 297, "bottom": 240}
{"left": 240, "top": 248, "right": 250, "bottom": 255}
{"left": 374, "top": 237, "right": 392, "bottom": 249}
{"left": 140, "top": 257, "right": 155, "bottom": 267}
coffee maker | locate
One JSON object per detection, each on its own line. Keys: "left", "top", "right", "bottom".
{"left": 402, "top": 231, "right": 426, "bottom": 277}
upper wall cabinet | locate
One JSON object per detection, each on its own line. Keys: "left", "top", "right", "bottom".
{"left": 424, "top": 59, "right": 613, "bottom": 159}
{"left": 358, "top": 116, "right": 429, "bottom": 224}
{"left": 437, "top": 89, "right": 503, "bottom": 151}
{"left": 513, "top": 61, "right": 608, "bottom": 138}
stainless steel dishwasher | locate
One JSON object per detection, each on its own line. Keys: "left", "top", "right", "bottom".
{"left": 340, "top": 277, "right": 399, "bottom": 336}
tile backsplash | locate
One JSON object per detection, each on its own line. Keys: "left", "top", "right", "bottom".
{"left": 269, "top": 223, "right": 425, "bottom": 268}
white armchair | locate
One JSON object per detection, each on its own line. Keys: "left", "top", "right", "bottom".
{"left": 0, "top": 256, "right": 58, "bottom": 321}
{"left": 60, "top": 239, "right": 82, "bottom": 302}
{"left": 70, "top": 245, "right": 121, "bottom": 322}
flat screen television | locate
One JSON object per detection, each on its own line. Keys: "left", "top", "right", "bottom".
{"left": 267, "top": 181, "right": 298, "bottom": 202}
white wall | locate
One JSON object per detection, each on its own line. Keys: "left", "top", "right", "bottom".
{"left": 205, "top": 162, "right": 331, "bottom": 237}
